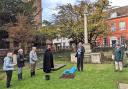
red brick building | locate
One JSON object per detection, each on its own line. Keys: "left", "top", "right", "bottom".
{"left": 97, "top": 6, "right": 128, "bottom": 47}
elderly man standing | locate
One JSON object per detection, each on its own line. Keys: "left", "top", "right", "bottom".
{"left": 29, "top": 47, "right": 38, "bottom": 77}
{"left": 75, "top": 42, "right": 85, "bottom": 71}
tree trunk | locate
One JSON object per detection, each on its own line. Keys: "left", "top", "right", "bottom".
{"left": 9, "top": 38, "right": 14, "bottom": 50}
{"left": 21, "top": 41, "right": 28, "bottom": 54}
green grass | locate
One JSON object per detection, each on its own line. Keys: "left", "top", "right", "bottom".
{"left": 0, "top": 52, "right": 128, "bottom": 89}
{"left": 53, "top": 51, "right": 71, "bottom": 61}
{"left": 0, "top": 62, "right": 128, "bottom": 89}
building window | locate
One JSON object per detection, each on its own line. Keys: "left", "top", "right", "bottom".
{"left": 104, "top": 37, "right": 108, "bottom": 47}
{"left": 111, "top": 23, "right": 116, "bottom": 32}
{"left": 119, "top": 21, "right": 126, "bottom": 30}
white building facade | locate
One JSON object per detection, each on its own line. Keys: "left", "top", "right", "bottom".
{"left": 53, "top": 37, "right": 70, "bottom": 49}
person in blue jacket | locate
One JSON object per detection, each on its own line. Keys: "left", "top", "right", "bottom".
{"left": 3, "top": 51, "right": 16, "bottom": 88}
{"left": 114, "top": 44, "right": 123, "bottom": 72}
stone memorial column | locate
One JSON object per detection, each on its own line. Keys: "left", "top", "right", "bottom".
{"left": 84, "top": 7, "right": 101, "bottom": 64}
{"left": 84, "top": 8, "right": 91, "bottom": 63}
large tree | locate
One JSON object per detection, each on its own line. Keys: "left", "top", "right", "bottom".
{"left": 0, "top": 0, "right": 36, "bottom": 26}
{"left": 0, "top": 0, "right": 37, "bottom": 52}
{"left": 53, "top": 0, "right": 110, "bottom": 47}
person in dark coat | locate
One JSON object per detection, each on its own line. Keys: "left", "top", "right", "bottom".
{"left": 17, "top": 49, "right": 24, "bottom": 80}
{"left": 114, "top": 44, "right": 123, "bottom": 72}
{"left": 75, "top": 42, "right": 85, "bottom": 71}
{"left": 43, "top": 45, "right": 54, "bottom": 73}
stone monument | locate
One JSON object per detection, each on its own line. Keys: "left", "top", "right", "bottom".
{"left": 71, "top": 7, "right": 101, "bottom": 64}
{"left": 84, "top": 9, "right": 92, "bottom": 63}
{"left": 91, "top": 53, "right": 101, "bottom": 63}
{"left": 83, "top": 8, "right": 101, "bottom": 64}
{"left": 71, "top": 53, "right": 77, "bottom": 63}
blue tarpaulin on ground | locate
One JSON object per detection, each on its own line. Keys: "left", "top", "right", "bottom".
{"left": 64, "top": 66, "right": 77, "bottom": 74}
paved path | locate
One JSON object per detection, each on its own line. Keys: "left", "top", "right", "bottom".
{"left": 37, "top": 63, "right": 66, "bottom": 71}
{"left": 52, "top": 64, "right": 66, "bottom": 71}
{"left": 119, "top": 83, "right": 128, "bottom": 89}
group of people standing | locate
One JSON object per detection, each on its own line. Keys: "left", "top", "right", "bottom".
{"left": 2, "top": 41, "right": 126, "bottom": 88}
{"left": 3, "top": 48, "right": 25, "bottom": 88}
{"left": 3, "top": 45, "right": 54, "bottom": 88}
{"left": 75, "top": 42, "right": 126, "bottom": 73}
{"left": 75, "top": 42, "right": 126, "bottom": 72}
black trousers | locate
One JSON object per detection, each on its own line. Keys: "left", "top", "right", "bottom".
{"left": 77, "top": 57, "right": 84, "bottom": 71}
{"left": 6, "top": 70, "right": 12, "bottom": 88}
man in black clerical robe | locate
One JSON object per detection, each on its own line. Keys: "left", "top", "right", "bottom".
{"left": 43, "top": 45, "right": 54, "bottom": 73}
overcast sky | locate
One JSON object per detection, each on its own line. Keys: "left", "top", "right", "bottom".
{"left": 42, "top": 0, "right": 128, "bottom": 21}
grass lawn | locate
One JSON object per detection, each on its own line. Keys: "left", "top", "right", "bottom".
{"left": 0, "top": 51, "right": 128, "bottom": 89}
{"left": 0, "top": 62, "right": 128, "bottom": 89}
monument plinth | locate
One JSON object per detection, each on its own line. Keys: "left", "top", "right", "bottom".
{"left": 84, "top": 44, "right": 91, "bottom": 63}
{"left": 91, "top": 53, "right": 101, "bottom": 63}
{"left": 71, "top": 53, "right": 77, "bottom": 63}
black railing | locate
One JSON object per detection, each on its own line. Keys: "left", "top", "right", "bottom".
{"left": 92, "top": 47, "right": 113, "bottom": 52}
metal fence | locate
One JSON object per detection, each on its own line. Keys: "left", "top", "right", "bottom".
{"left": 92, "top": 47, "right": 113, "bottom": 52}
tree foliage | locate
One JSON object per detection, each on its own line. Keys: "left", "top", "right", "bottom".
{"left": 40, "top": 20, "right": 59, "bottom": 40}
{"left": 0, "top": 0, "right": 36, "bottom": 26}
{"left": 0, "top": 0, "right": 37, "bottom": 51}
{"left": 53, "top": 0, "right": 110, "bottom": 47}
{"left": 8, "top": 15, "right": 35, "bottom": 43}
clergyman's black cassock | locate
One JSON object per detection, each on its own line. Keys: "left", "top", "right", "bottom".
{"left": 43, "top": 49, "right": 54, "bottom": 73}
